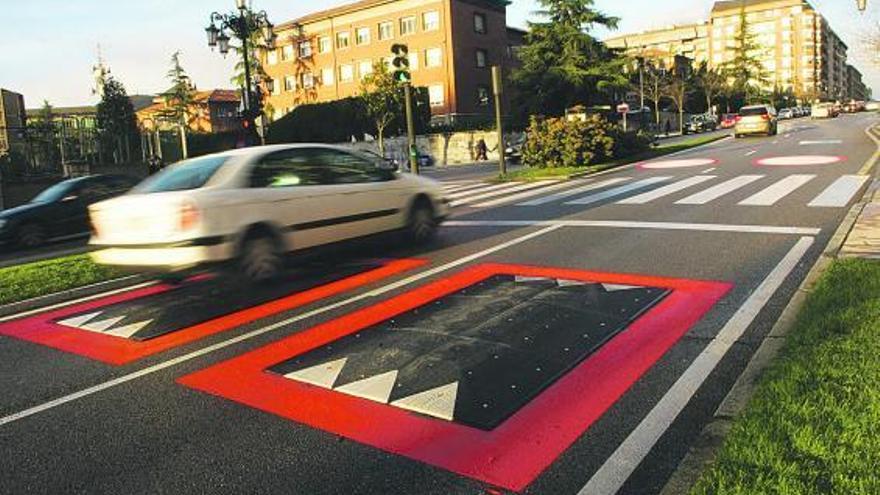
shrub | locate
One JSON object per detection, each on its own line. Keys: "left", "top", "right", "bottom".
{"left": 522, "top": 114, "right": 615, "bottom": 169}
{"left": 611, "top": 129, "right": 654, "bottom": 158}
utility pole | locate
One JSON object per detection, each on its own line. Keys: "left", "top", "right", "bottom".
{"left": 491, "top": 66, "right": 506, "bottom": 176}
{"left": 404, "top": 83, "right": 417, "bottom": 175}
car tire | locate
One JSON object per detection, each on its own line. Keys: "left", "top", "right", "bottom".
{"left": 16, "top": 223, "right": 47, "bottom": 249}
{"left": 238, "top": 233, "right": 284, "bottom": 283}
{"left": 406, "top": 198, "right": 437, "bottom": 244}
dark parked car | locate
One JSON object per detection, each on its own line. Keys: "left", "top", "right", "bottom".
{"left": 684, "top": 114, "right": 718, "bottom": 134}
{"left": 0, "top": 174, "right": 138, "bottom": 249}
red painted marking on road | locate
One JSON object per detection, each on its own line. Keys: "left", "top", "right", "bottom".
{"left": 178, "top": 263, "right": 730, "bottom": 491}
{"left": 0, "top": 259, "right": 425, "bottom": 365}
{"left": 637, "top": 158, "right": 719, "bottom": 169}
{"left": 754, "top": 155, "right": 847, "bottom": 167}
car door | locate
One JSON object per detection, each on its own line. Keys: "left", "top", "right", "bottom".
{"left": 53, "top": 181, "right": 97, "bottom": 238}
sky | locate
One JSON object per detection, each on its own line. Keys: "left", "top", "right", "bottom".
{"left": 0, "top": 0, "right": 877, "bottom": 109}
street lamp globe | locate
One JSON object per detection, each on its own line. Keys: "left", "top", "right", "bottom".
{"left": 262, "top": 23, "right": 274, "bottom": 44}
{"left": 236, "top": 0, "right": 248, "bottom": 10}
{"left": 205, "top": 24, "right": 220, "bottom": 47}
{"left": 217, "top": 31, "right": 231, "bottom": 55}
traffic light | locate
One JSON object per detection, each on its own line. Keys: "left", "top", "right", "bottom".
{"left": 391, "top": 43, "right": 411, "bottom": 83}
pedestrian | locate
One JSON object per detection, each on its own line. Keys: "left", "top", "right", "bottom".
{"left": 476, "top": 139, "right": 488, "bottom": 161}
{"left": 665, "top": 119, "right": 672, "bottom": 136}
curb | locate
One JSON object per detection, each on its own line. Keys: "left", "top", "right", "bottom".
{"left": 659, "top": 122, "right": 880, "bottom": 495}
{"left": 0, "top": 274, "right": 151, "bottom": 320}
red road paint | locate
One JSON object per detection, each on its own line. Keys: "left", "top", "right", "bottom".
{"left": 178, "top": 263, "right": 731, "bottom": 491}
{"left": 754, "top": 155, "right": 847, "bottom": 167}
{"left": 0, "top": 259, "right": 425, "bottom": 365}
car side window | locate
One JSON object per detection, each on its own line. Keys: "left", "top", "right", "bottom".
{"left": 314, "top": 149, "right": 392, "bottom": 185}
{"left": 79, "top": 182, "right": 113, "bottom": 203}
{"left": 249, "top": 149, "right": 331, "bottom": 188}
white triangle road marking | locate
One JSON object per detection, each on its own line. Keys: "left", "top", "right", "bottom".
{"left": 391, "top": 381, "right": 459, "bottom": 421}
{"left": 103, "top": 320, "right": 153, "bottom": 339}
{"left": 602, "top": 283, "right": 640, "bottom": 292}
{"left": 335, "top": 370, "right": 398, "bottom": 403}
{"left": 514, "top": 275, "right": 551, "bottom": 283}
{"left": 284, "top": 358, "right": 348, "bottom": 389}
{"left": 80, "top": 316, "right": 127, "bottom": 332}
{"left": 557, "top": 279, "right": 589, "bottom": 287}
{"left": 56, "top": 311, "right": 103, "bottom": 329}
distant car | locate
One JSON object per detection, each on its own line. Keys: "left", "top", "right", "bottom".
{"left": 0, "top": 174, "right": 138, "bottom": 249}
{"left": 504, "top": 135, "right": 526, "bottom": 165}
{"left": 778, "top": 108, "right": 794, "bottom": 120}
{"left": 811, "top": 102, "right": 838, "bottom": 119}
{"left": 734, "top": 104, "right": 778, "bottom": 138}
{"left": 720, "top": 113, "right": 738, "bottom": 129}
{"left": 865, "top": 101, "right": 880, "bottom": 112}
{"left": 684, "top": 114, "right": 717, "bottom": 134}
{"left": 88, "top": 145, "right": 450, "bottom": 282}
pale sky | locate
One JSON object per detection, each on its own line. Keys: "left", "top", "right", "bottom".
{"left": 0, "top": 0, "right": 876, "bottom": 108}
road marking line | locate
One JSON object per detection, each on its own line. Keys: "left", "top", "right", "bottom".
{"left": 745, "top": 150, "right": 758, "bottom": 156}
{"left": 617, "top": 176, "right": 716, "bottom": 205}
{"left": 442, "top": 182, "right": 488, "bottom": 194}
{"left": 451, "top": 181, "right": 558, "bottom": 207}
{"left": 566, "top": 177, "right": 671, "bottom": 205}
{"left": 518, "top": 178, "right": 630, "bottom": 206}
{"left": 701, "top": 168, "right": 717, "bottom": 173}
{"left": 0, "top": 225, "right": 563, "bottom": 427}
{"left": 443, "top": 220, "right": 820, "bottom": 236}
{"left": 675, "top": 175, "right": 765, "bottom": 205}
{"left": 578, "top": 236, "right": 814, "bottom": 495}
{"left": 472, "top": 181, "right": 588, "bottom": 207}
{"left": 799, "top": 139, "right": 842, "bottom": 145}
{"left": 390, "top": 381, "right": 458, "bottom": 421}
{"left": 738, "top": 174, "right": 816, "bottom": 206}
{"left": 445, "top": 182, "right": 520, "bottom": 200}
{"left": 859, "top": 124, "right": 880, "bottom": 176}
{"left": 0, "top": 282, "right": 156, "bottom": 324}
{"left": 807, "top": 175, "right": 870, "bottom": 207}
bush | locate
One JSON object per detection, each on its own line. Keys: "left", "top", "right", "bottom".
{"left": 522, "top": 114, "right": 615, "bottom": 168}
{"left": 612, "top": 129, "right": 654, "bottom": 158}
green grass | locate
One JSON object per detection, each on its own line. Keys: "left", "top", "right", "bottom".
{"left": 497, "top": 133, "right": 725, "bottom": 182}
{"left": 0, "top": 254, "right": 123, "bottom": 306}
{"left": 691, "top": 259, "right": 880, "bottom": 495}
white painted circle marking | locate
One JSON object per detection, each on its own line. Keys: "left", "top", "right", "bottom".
{"left": 755, "top": 155, "right": 845, "bottom": 166}
{"left": 638, "top": 158, "right": 717, "bottom": 169}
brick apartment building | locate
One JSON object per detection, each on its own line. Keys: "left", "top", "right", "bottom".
{"left": 136, "top": 89, "right": 242, "bottom": 133}
{"left": 262, "top": 0, "right": 525, "bottom": 123}
{"left": 605, "top": 0, "right": 870, "bottom": 103}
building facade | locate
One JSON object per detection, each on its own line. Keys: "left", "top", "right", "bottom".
{"left": 262, "top": 0, "right": 523, "bottom": 122}
{"left": 0, "top": 89, "right": 27, "bottom": 159}
{"left": 605, "top": 0, "right": 867, "bottom": 102}
{"left": 136, "top": 90, "right": 241, "bottom": 134}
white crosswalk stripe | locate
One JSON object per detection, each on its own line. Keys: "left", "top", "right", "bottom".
{"left": 566, "top": 177, "right": 671, "bottom": 205}
{"left": 617, "top": 176, "right": 716, "bottom": 205}
{"left": 451, "top": 181, "right": 559, "bottom": 207}
{"left": 445, "top": 182, "right": 519, "bottom": 200}
{"left": 472, "top": 181, "right": 593, "bottom": 207}
{"left": 808, "top": 175, "right": 869, "bottom": 207}
{"left": 442, "top": 182, "right": 484, "bottom": 194}
{"left": 676, "top": 175, "right": 765, "bottom": 205}
{"left": 517, "top": 178, "right": 631, "bottom": 206}
{"left": 738, "top": 174, "right": 816, "bottom": 206}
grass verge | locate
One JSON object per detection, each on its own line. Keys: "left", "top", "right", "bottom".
{"left": 0, "top": 254, "right": 123, "bottom": 306}
{"left": 691, "top": 258, "right": 880, "bottom": 495}
{"left": 497, "top": 133, "right": 726, "bottom": 182}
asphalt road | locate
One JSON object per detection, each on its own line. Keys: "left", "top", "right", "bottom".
{"left": 0, "top": 114, "right": 876, "bottom": 495}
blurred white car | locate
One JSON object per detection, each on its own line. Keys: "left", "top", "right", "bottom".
{"left": 89, "top": 145, "right": 449, "bottom": 281}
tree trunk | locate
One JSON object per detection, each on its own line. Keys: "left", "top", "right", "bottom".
{"left": 678, "top": 104, "right": 684, "bottom": 135}
{"left": 377, "top": 126, "right": 385, "bottom": 157}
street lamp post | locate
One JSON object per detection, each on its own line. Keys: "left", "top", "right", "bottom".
{"left": 205, "top": 0, "right": 276, "bottom": 146}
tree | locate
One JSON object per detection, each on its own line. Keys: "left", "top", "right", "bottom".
{"left": 359, "top": 61, "right": 402, "bottom": 156}
{"left": 695, "top": 61, "right": 728, "bottom": 116}
{"left": 511, "top": 0, "right": 627, "bottom": 117}
{"left": 160, "top": 51, "right": 196, "bottom": 159}
{"left": 643, "top": 59, "right": 669, "bottom": 127}
{"left": 663, "top": 59, "right": 694, "bottom": 135}
{"left": 31, "top": 100, "right": 58, "bottom": 167}
{"left": 723, "top": 4, "right": 769, "bottom": 104}
{"left": 96, "top": 76, "right": 139, "bottom": 164}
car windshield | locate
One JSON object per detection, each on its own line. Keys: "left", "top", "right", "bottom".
{"left": 133, "top": 156, "right": 228, "bottom": 193}
{"left": 31, "top": 180, "right": 76, "bottom": 203}
{"left": 740, "top": 106, "right": 769, "bottom": 116}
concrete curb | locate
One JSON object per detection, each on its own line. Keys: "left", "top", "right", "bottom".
{"left": 0, "top": 274, "right": 151, "bottom": 320}
{"left": 659, "top": 122, "right": 880, "bottom": 495}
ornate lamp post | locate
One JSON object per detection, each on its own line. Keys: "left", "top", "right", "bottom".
{"left": 205, "top": 0, "right": 276, "bottom": 145}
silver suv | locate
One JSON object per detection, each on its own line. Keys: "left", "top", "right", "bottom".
{"left": 734, "top": 104, "right": 778, "bottom": 138}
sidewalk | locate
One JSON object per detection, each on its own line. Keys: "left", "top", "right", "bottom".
{"left": 839, "top": 178, "right": 880, "bottom": 259}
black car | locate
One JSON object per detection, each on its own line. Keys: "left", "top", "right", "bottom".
{"left": 683, "top": 114, "right": 717, "bottom": 134}
{"left": 0, "top": 174, "right": 138, "bottom": 249}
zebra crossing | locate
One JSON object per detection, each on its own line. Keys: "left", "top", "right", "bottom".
{"left": 440, "top": 173, "right": 868, "bottom": 210}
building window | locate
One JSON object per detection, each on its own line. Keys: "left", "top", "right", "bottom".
{"left": 318, "top": 36, "right": 331, "bottom": 53}
{"left": 281, "top": 44, "right": 295, "bottom": 61}
{"left": 423, "top": 11, "right": 440, "bottom": 31}
{"left": 408, "top": 52, "right": 419, "bottom": 71}
{"left": 299, "top": 41, "right": 312, "bottom": 58}
{"left": 284, "top": 75, "right": 296, "bottom": 91}
{"left": 339, "top": 64, "right": 354, "bottom": 83}
{"left": 428, "top": 84, "right": 444, "bottom": 107}
{"left": 359, "top": 60, "right": 374, "bottom": 79}
{"left": 356, "top": 27, "right": 371, "bottom": 45}
{"left": 272, "top": 79, "right": 281, "bottom": 95}
{"left": 476, "top": 85, "right": 490, "bottom": 106}
{"left": 336, "top": 31, "right": 350, "bottom": 49}
{"left": 302, "top": 72, "right": 315, "bottom": 89}
{"left": 267, "top": 49, "right": 278, "bottom": 65}
{"left": 475, "top": 48, "right": 487, "bottom": 68}
{"left": 378, "top": 21, "right": 393, "bottom": 40}
{"left": 320, "top": 67, "right": 334, "bottom": 86}
{"left": 425, "top": 47, "right": 442, "bottom": 68}
{"left": 400, "top": 16, "right": 416, "bottom": 36}
{"left": 474, "top": 12, "right": 487, "bottom": 34}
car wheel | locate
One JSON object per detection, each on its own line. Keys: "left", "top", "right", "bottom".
{"left": 16, "top": 223, "right": 47, "bottom": 248}
{"left": 407, "top": 199, "right": 437, "bottom": 244}
{"left": 238, "top": 234, "right": 283, "bottom": 283}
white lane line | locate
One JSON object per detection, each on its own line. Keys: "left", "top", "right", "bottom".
{"left": 808, "top": 175, "right": 869, "bottom": 207}
{"left": 518, "top": 178, "right": 630, "bottom": 206}
{"left": 0, "top": 225, "right": 563, "bottom": 427}
{"left": 744, "top": 149, "right": 758, "bottom": 156}
{"left": 738, "top": 174, "right": 816, "bottom": 206}
{"left": 451, "top": 181, "right": 559, "bottom": 207}
{"left": 0, "top": 281, "right": 156, "bottom": 324}
{"left": 472, "top": 181, "right": 589, "bottom": 208}
{"left": 578, "top": 236, "right": 814, "bottom": 495}
{"left": 445, "top": 182, "right": 517, "bottom": 199}
{"left": 443, "top": 220, "right": 821, "bottom": 236}
{"left": 701, "top": 168, "right": 717, "bottom": 173}
{"left": 799, "top": 139, "right": 842, "bottom": 145}
{"left": 675, "top": 175, "right": 765, "bottom": 205}
{"left": 566, "top": 177, "right": 671, "bottom": 205}
{"left": 617, "top": 176, "right": 716, "bottom": 205}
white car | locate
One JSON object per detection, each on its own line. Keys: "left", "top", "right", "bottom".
{"left": 88, "top": 144, "right": 450, "bottom": 281}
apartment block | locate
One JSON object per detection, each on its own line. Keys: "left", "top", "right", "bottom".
{"left": 605, "top": 0, "right": 867, "bottom": 102}
{"left": 0, "top": 89, "right": 27, "bottom": 159}
{"left": 262, "top": 0, "right": 524, "bottom": 122}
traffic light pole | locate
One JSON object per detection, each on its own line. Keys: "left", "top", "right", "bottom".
{"left": 404, "top": 82, "right": 418, "bottom": 175}
{"left": 491, "top": 66, "right": 506, "bottom": 176}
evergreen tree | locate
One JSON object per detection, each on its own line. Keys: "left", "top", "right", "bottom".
{"left": 96, "top": 76, "right": 139, "bottom": 163}
{"left": 723, "top": 5, "right": 769, "bottom": 104}
{"left": 161, "top": 51, "right": 196, "bottom": 128}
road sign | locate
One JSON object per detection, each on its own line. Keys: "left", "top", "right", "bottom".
{"left": 617, "top": 102, "right": 630, "bottom": 114}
